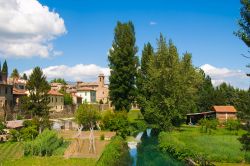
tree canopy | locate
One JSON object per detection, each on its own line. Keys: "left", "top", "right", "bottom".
{"left": 10, "top": 68, "right": 19, "bottom": 78}
{"left": 50, "top": 78, "right": 67, "bottom": 85}
{"left": 108, "top": 21, "right": 138, "bottom": 111}
{"left": 2, "top": 60, "right": 8, "bottom": 74}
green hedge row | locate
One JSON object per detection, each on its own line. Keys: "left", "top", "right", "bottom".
{"left": 96, "top": 136, "right": 132, "bottom": 166}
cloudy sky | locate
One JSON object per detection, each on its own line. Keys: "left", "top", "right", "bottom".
{"left": 0, "top": 0, "right": 249, "bottom": 89}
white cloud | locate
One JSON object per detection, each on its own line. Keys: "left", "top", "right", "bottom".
{"left": 200, "top": 64, "right": 250, "bottom": 89}
{"left": 149, "top": 21, "right": 157, "bottom": 25}
{"left": 0, "top": 0, "right": 66, "bottom": 58}
{"left": 22, "top": 64, "right": 110, "bottom": 82}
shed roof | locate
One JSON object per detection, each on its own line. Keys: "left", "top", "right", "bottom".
{"left": 212, "top": 106, "right": 237, "bottom": 113}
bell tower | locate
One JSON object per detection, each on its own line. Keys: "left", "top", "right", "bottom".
{"left": 98, "top": 73, "right": 104, "bottom": 87}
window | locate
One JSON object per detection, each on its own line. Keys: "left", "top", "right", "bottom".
{"left": 56, "top": 98, "right": 57, "bottom": 103}
{"left": 85, "top": 92, "right": 87, "bottom": 96}
{"left": 52, "top": 97, "right": 53, "bottom": 103}
{"left": 56, "top": 106, "right": 57, "bottom": 109}
{"left": 5, "top": 87, "right": 7, "bottom": 94}
{"left": 61, "top": 98, "right": 63, "bottom": 102}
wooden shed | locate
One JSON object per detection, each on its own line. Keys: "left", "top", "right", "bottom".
{"left": 211, "top": 106, "right": 237, "bottom": 122}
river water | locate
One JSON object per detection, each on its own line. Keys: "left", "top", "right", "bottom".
{"left": 129, "top": 131, "right": 184, "bottom": 166}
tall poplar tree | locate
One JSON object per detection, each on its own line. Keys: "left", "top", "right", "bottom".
{"left": 108, "top": 21, "right": 138, "bottom": 111}
{"left": 137, "top": 43, "right": 154, "bottom": 113}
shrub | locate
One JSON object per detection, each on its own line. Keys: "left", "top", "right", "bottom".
{"left": 20, "top": 125, "right": 38, "bottom": 141}
{"left": 96, "top": 136, "right": 132, "bottom": 166}
{"left": 199, "top": 118, "right": 218, "bottom": 134}
{"left": 9, "top": 129, "right": 22, "bottom": 142}
{"left": 225, "top": 119, "right": 241, "bottom": 133}
{"left": 24, "top": 129, "right": 63, "bottom": 156}
{"left": 101, "top": 110, "right": 130, "bottom": 138}
{"left": 100, "top": 134, "right": 105, "bottom": 141}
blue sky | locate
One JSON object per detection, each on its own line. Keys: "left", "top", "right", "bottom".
{"left": 0, "top": 0, "right": 249, "bottom": 89}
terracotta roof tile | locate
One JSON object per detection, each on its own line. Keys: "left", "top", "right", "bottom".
{"left": 48, "top": 90, "right": 63, "bottom": 96}
{"left": 212, "top": 106, "right": 237, "bottom": 113}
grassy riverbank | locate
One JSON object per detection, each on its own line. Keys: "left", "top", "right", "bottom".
{"left": 159, "top": 125, "right": 248, "bottom": 164}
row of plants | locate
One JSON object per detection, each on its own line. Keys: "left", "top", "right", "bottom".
{"left": 24, "top": 129, "right": 64, "bottom": 156}
{"left": 96, "top": 136, "right": 132, "bottom": 166}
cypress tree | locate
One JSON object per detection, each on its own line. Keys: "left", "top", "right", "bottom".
{"left": 108, "top": 21, "right": 138, "bottom": 111}
{"left": 2, "top": 60, "right": 8, "bottom": 74}
{"left": 10, "top": 68, "right": 19, "bottom": 78}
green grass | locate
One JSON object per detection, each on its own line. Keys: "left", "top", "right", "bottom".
{"left": 159, "top": 125, "right": 247, "bottom": 163}
{"left": 2, "top": 157, "right": 96, "bottom": 166}
{"left": 128, "top": 109, "right": 143, "bottom": 122}
{"left": 0, "top": 142, "right": 23, "bottom": 162}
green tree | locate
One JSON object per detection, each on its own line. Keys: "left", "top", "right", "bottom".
{"left": 2, "top": 60, "right": 8, "bottom": 74}
{"left": 75, "top": 104, "right": 101, "bottom": 130}
{"left": 59, "top": 88, "right": 73, "bottom": 105}
{"left": 20, "top": 67, "right": 50, "bottom": 133}
{"left": 10, "top": 68, "right": 20, "bottom": 78}
{"left": 108, "top": 21, "right": 138, "bottom": 111}
{"left": 101, "top": 110, "right": 130, "bottom": 138}
{"left": 142, "top": 34, "right": 202, "bottom": 131}
{"left": 235, "top": 0, "right": 250, "bottom": 47}
{"left": 51, "top": 78, "right": 67, "bottom": 85}
{"left": 197, "top": 71, "right": 216, "bottom": 112}
{"left": 22, "top": 73, "right": 28, "bottom": 80}
{"left": 137, "top": 43, "right": 154, "bottom": 114}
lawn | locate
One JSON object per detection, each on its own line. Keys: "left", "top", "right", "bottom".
{"left": 0, "top": 142, "right": 23, "bottom": 162}
{"left": 159, "top": 125, "right": 248, "bottom": 164}
{"left": 127, "top": 109, "right": 143, "bottom": 122}
{"left": 2, "top": 157, "right": 96, "bottom": 166}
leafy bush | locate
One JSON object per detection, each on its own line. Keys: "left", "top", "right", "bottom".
{"left": 96, "top": 136, "right": 132, "bottom": 166}
{"left": 20, "top": 126, "right": 38, "bottom": 141}
{"left": 199, "top": 118, "right": 218, "bottom": 134}
{"left": 129, "top": 120, "right": 147, "bottom": 136}
{"left": 101, "top": 110, "right": 130, "bottom": 138}
{"left": 9, "top": 129, "right": 22, "bottom": 142}
{"left": 225, "top": 119, "right": 241, "bottom": 133}
{"left": 100, "top": 134, "right": 105, "bottom": 141}
{"left": 24, "top": 129, "right": 63, "bottom": 156}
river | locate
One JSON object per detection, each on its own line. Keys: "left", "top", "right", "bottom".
{"left": 129, "top": 130, "right": 184, "bottom": 166}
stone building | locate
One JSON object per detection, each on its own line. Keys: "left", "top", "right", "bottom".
{"left": 0, "top": 67, "right": 13, "bottom": 120}
{"left": 76, "top": 74, "right": 109, "bottom": 103}
{"left": 48, "top": 90, "right": 64, "bottom": 112}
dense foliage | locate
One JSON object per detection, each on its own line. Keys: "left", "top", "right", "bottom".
{"left": 235, "top": 0, "right": 250, "bottom": 47}
{"left": 138, "top": 34, "right": 203, "bottom": 131}
{"left": 20, "top": 67, "right": 51, "bottom": 133}
{"left": 24, "top": 129, "right": 63, "bottom": 156}
{"left": 108, "top": 21, "right": 138, "bottom": 111}
{"left": 75, "top": 104, "right": 101, "bottom": 130}
{"left": 10, "top": 68, "right": 19, "bottom": 78}
{"left": 101, "top": 110, "right": 130, "bottom": 138}
{"left": 51, "top": 78, "right": 67, "bottom": 85}
{"left": 96, "top": 136, "right": 132, "bottom": 166}
{"left": 199, "top": 119, "right": 218, "bottom": 134}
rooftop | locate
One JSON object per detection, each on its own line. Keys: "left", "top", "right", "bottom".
{"left": 212, "top": 106, "right": 237, "bottom": 113}
{"left": 48, "top": 90, "right": 63, "bottom": 96}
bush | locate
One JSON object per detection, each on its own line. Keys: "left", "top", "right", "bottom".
{"left": 129, "top": 120, "right": 147, "bottom": 136}
{"left": 96, "top": 136, "right": 132, "bottom": 166}
{"left": 199, "top": 118, "right": 218, "bottom": 134}
{"left": 20, "top": 126, "right": 38, "bottom": 141}
{"left": 100, "top": 134, "right": 105, "bottom": 141}
{"left": 9, "top": 129, "right": 22, "bottom": 142}
{"left": 225, "top": 119, "right": 241, "bottom": 133}
{"left": 101, "top": 110, "right": 130, "bottom": 138}
{"left": 24, "top": 129, "right": 63, "bottom": 156}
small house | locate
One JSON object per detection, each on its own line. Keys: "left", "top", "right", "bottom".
{"left": 48, "top": 90, "right": 64, "bottom": 112}
{"left": 211, "top": 106, "right": 237, "bottom": 122}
